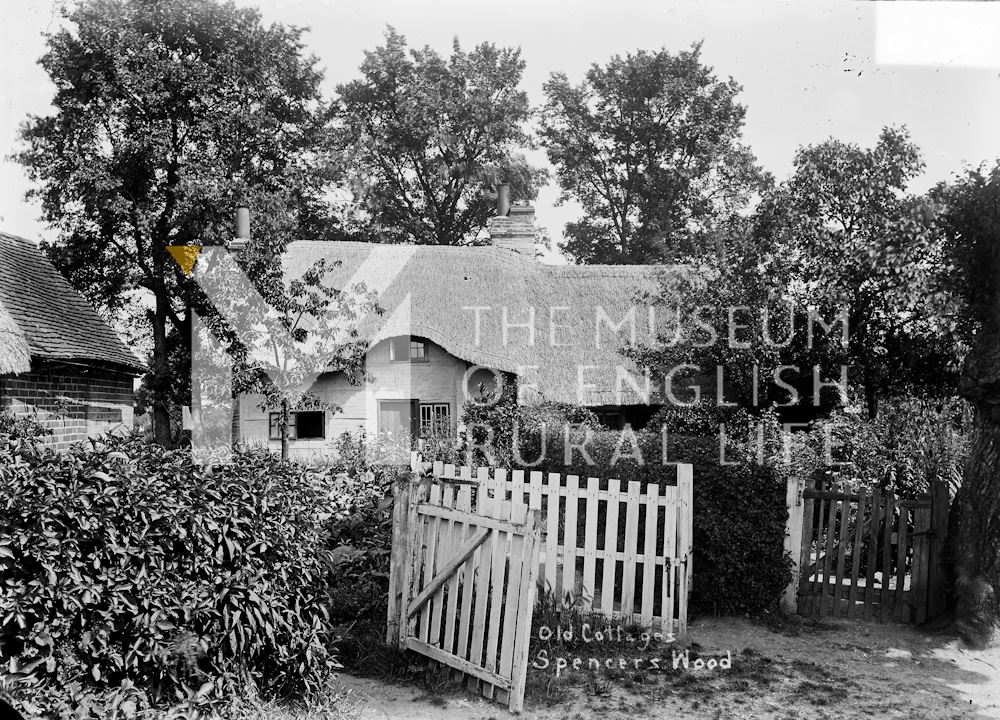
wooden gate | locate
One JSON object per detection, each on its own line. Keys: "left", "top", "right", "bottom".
{"left": 386, "top": 475, "right": 542, "bottom": 713}
{"left": 783, "top": 477, "right": 949, "bottom": 623}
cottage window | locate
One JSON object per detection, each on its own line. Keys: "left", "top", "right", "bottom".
{"left": 419, "top": 403, "right": 452, "bottom": 438}
{"left": 389, "top": 337, "right": 428, "bottom": 362}
{"left": 596, "top": 411, "right": 623, "bottom": 430}
{"left": 268, "top": 410, "right": 325, "bottom": 440}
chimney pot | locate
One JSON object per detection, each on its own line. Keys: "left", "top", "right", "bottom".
{"left": 496, "top": 183, "right": 511, "bottom": 217}
{"left": 232, "top": 205, "right": 250, "bottom": 251}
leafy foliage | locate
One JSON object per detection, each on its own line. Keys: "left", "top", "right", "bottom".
{"left": 755, "top": 127, "right": 961, "bottom": 417}
{"left": 336, "top": 27, "right": 546, "bottom": 245}
{"left": 631, "top": 240, "right": 851, "bottom": 425}
{"left": 804, "top": 398, "right": 969, "bottom": 499}
{"left": 0, "top": 410, "right": 51, "bottom": 448}
{"left": 682, "top": 439, "right": 792, "bottom": 616}
{"left": 16, "top": 0, "right": 340, "bottom": 445}
{"left": 0, "top": 434, "right": 341, "bottom": 716}
{"left": 198, "top": 256, "right": 380, "bottom": 461}
{"left": 539, "top": 43, "right": 769, "bottom": 264}
{"left": 324, "top": 471, "right": 395, "bottom": 624}
{"left": 933, "top": 163, "right": 1000, "bottom": 647}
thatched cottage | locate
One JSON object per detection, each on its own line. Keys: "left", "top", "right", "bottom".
{"left": 0, "top": 231, "right": 144, "bottom": 449}
{"left": 237, "top": 194, "right": 682, "bottom": 458}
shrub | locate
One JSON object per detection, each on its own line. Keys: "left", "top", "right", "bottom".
{"left": 324, "top": 470, "right": 396, "bottom": 624}
{"left": 323, "top": 430, "right": 441, "bottom": 628}
{"left": 0, "top": 434, "right": 341, "bottom": 717}
{"left": 680, "top": 438, "right": 792, "bottom": 616}
{"left": 806, "top": 397, "right": 970, "bottom": 498}
{"left": 0, "top": 409, "right": 51, "bottom": 448}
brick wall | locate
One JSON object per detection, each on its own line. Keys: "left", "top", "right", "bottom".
{"left": 0, "top": 365, "right": 135, "bottom": 451}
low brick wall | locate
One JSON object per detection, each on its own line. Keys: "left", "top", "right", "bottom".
{"left": 0, "top": 365, "right": 135, "bottom": 450}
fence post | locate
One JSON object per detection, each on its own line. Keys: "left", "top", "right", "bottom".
{"left": 782, "top": 475, "right": 805, "bottom": 614}
{"left": 911, "top": 495, "right": 932, "bottom": 625}
{"left": 385, "top": 472, "right": 413, "bottom": 646}
{"left": 676, "top": 463, "right": 693, "bottom": 638}
{"left": 926, "top": 481, "right": 950, "bottom": 620}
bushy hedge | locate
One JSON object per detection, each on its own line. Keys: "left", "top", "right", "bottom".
{"left": 0, "top": 433, "right": 341, "bottom": 717}
{"left": 803, "top": 397, "right": 969, "bottom": 499}
{"left": 323, "top": 470, "right": 396, "bottom": 624}
{"left": 0, "top": 409, "right": 51, "bottom": 446}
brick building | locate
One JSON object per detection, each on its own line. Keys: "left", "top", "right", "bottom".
{"left": 0, "top": 231, "right": 144, "bottom": 450}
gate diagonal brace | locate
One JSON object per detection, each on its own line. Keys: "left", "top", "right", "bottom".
{"left": 407, "top": 528, "right": 491, "bottom": 619}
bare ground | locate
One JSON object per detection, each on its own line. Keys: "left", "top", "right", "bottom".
{"left": 335, "top": 617, "right": 1000, "bottom": 720}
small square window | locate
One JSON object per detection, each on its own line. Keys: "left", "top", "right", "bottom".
{"left": 390, "top": 337, "right": 428, "bottom": 362}
{"left": 295, "top": 411, "right": 325, "bottom": 440}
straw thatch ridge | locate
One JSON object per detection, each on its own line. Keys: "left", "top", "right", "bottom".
{"left": 0, "top": 298, "right": 30, "bottom": 376}
{"left": 282, "top": 241, "right": 686, "bottom": 406}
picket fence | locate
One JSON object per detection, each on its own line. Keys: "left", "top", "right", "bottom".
{"left": 389, "top": 458, "right": 694, "bottom": 638}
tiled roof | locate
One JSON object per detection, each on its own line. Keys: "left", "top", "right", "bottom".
{"left": 0, "top": 231, "right": 144, "bottom": 375}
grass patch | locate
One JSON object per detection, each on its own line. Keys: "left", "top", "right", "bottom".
{"left": 796, "top": 680, "right": 850, "bottom": 706}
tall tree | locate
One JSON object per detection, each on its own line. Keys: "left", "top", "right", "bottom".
{"left": 936, "top": 164, "right": 1000, "bottom": 648}
{"left": 17, "top": 0, "right": 339, "bottom": 446}
{"left": 336, "top": 28, "right": 546, "bottom": 245}
{"left": 539, "top": 42, "right": 769, "bottom": 265}
{"left": 632, "top": 216, "right": 849, "bottom": 427}
{"left": 756, "top": 127, "right": 959, "bottom": 418}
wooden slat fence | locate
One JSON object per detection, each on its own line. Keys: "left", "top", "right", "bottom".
{"left": 391, "top": 459, "right": 694, "bottom": 638}
{"left": 783, "top": 477, "right": 948, "bottom": 623}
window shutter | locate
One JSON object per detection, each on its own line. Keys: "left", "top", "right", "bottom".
{"left": 409, "top": 399, "right": 420, "bottom": 442}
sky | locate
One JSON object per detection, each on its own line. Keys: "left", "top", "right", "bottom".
{"left": 2, "top": 0, "right": 1000, "bottom": 264}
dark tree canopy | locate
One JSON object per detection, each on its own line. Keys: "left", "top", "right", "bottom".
{"left": 539, "top": 42, "right": 769, "bottom": 265}
{"left": 936, "top": 164, "right": 1000, "bottom": 647}
{"left": 17, "top": 0, "right": 339, "bottom": 446}
{"left": 336, "top": 28, "right": 546, "bottom": 246}
{"left": 754, "top": 127, "right": 959, "bottom": 418}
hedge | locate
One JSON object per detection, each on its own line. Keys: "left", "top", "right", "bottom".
{"left": 0, "top": 431, "right": 342, "bottom": 717}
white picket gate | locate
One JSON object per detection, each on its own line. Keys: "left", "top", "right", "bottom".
{"left": 396, "top": 458, "right": 693, "bottom": 637}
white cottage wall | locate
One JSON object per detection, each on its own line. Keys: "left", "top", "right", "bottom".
{"left": 238, "top": 337, "right": 476, "bottom": 462}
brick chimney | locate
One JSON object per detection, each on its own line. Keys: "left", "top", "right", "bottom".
{"left": 488, "top": 183, "right": 536, "bottom": 256}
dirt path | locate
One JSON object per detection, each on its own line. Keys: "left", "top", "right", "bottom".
{"left": 336, "top": 617, "right": 1000, "bottom": 720}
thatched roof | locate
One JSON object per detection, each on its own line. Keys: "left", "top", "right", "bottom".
{"left": 283, "top": 242, "right": 684, "bottom": 406}
{"left": 0, "top": 298, "right": 30, "bottom": 375}
{"left": 0, "top": 231, "right": 145, "bottom": 375}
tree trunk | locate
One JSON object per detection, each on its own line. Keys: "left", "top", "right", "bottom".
{"left": 280, "top": 397, "right": 290, "bottom": 461}
{"left": 949, "top": 410, "right": 1000, "bottom": 647}
{"left": 864, "top": 378, "right": 878, "bottom": 420}
{"left": 950, "top": 323, "right": 1000, "bottom": 647}
{"left": 150, "top": 280, "right": 173, "bottom": 449}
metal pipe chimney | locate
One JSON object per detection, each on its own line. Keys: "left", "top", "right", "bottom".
{"left": 496, "top": 183, "right": 511, "bottom": 217}
{"left": 231, "top": 205, "right": 250, "bottom": 251}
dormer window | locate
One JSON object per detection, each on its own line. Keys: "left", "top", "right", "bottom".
{"left": 390, "top": 337, "right": 428, "bottom": 362}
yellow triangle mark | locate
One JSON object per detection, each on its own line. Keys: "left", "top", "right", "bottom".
{"left": 167, "top": 245, "right": 203, "bottom": 276}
